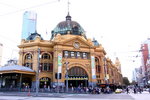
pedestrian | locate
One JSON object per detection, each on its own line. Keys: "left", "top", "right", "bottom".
{"left": 133, "top": 88, "right": 136, "bottom": 94}
{"left": 44, "top": 84, "right": 47, "bottom": 92}
{"left": 138, "top": 87, "right": 142, "bottom": 94}
{"left": 86, "top": 87, "right": 89, "bottom": 94}
{"left": 126, "top": 87, "right": 129, "bottom": 94}
{"left": 106, "top": 86, "right": 110, "bottom": 94}
{"left": 71, "top": 86, "right": 74, "bottom": 92}
{"left": 48, "top": 85, "right": 50, "bottom": 92}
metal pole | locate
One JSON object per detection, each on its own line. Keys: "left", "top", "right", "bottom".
{"left": 36, "top": 48, "right": 40, "bottom": 96}
{"left": 145, "top": 72, "right": 148, "bottom": 87}
{"left": 56, "top": 47, "right": 59, "bottom": 93}
{"left": 0, "top": 74, "right": 2, "bottom": 89}
{"left": 104, "top": 58, "right": 107, "bottom": 84}
{"left": 57, "top": 72, "right": 59, "bottom": 93}
{"left": 66, "top": 61, "right": 68, "bottom": 93}
{"left": 19, "top": 73, "right": 22, "bottom": 92}
{"left": 85, "top": 79, "right": 86, "bottom": 87}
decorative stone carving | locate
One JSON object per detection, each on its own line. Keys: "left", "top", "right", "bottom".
{"left": 87, "top": 38, "right": 93, "bottom": 46}
{"left": 35, "top": 36, "right": 41, "bottom": 42}
{"left": 54, "top": 34, "right": 61, "bottom": 42}
{"left": 21, "top": 39, "right": 25, "bottom": 44}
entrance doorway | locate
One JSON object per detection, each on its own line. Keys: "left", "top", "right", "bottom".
{"left": 1, "top": 74, "right": 18, "bottom": 88}
{"left": 40, "top": 77, "right": 51, "bottom": 88}
{"left": 22, "top": 77, "right": 32, "bottom": 88}
{"left": 65, "top": 78, "right": 88, "bottom": 87}
{"left": 65, "top": 67, "right": 88, "bottom": 87}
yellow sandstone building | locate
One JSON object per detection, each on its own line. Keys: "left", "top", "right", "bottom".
{"left": 0, "top": 13, "right": 123, "bottom": 90}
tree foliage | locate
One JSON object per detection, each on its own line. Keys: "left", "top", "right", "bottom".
{"left": 123, "top": 77, "right": 130, "bottom": 86}
{"left": 130, "top": 80, "right": 137, "bottom": 85}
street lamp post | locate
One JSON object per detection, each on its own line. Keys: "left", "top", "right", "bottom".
{"left": 65, "top": 56, "right": 69, "bottom": 93}
{"left": 0, "top": 74, "right": 3, "bottom": 89}
{"left": 145, "top": 71, "right": 149, "bottom": 87}
{"left": 57, "top": 72, "right": 60, "bottom": 93}
{"left": 19, "top": 73, "right": 22, "bottom": 92}
{"left": 104, "top": 57, "right": 108, "bottom": 85}
{"left": 35, "top": 48, "right": 40, "bottom": 96}
{"left": 57, "top": 71, "right": 59, "bottom": 93}
{"left": 66, "top": 62, "right": 69, "bottom": 92}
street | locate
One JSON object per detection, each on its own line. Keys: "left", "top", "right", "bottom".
{"left": 0, "top": 92, "right": 149, "bottom": 100}
{"left": 129, "top": 91, "right": 150, "bottom": 100}
{"left": 0, "top": 91, "right": 149, "bottom": 100}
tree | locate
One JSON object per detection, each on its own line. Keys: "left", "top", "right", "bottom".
{"left": 130, "top": 80, "right": 137, "bottom": 85}
{"left": 123, "top": 77, "right": 130, "bottom": 86}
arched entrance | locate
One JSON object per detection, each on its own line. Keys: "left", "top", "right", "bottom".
{"left": 39, "top": 77, "right": 51, "bottom": 88}
{"left": 65, "top": 66, "right": 88, "bottom": 87}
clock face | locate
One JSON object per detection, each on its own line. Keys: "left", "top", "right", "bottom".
{"left": 73, "top": 42, "right": 80, "bottom": 49}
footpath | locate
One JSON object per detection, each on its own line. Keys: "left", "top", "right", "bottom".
{"left": 0, "top": 92, "right": 71, "bottom": 97}
{"left": 129, "top": 91, "right": 150, "bottom": 100}
{"left": 0, "top": 92, "right": 134, "bottom": 100}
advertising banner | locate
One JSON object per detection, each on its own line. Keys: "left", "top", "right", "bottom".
{"left": 91, "top": 56, "right": 96, "bottom": 79}
{"left": 58, "top": 53, "right": 62, "bottom": 73}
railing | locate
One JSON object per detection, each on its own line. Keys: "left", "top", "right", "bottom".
{"left": 0, "top": 88, "right": 20, "bottom": 91}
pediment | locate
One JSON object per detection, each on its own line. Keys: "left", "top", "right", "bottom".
{"left": 62, "top": 36, "right": 93, "bottom": 48}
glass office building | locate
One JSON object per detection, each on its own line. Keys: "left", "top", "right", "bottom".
{"left": 21, "top": 11, "right": 37, "bottom": 40}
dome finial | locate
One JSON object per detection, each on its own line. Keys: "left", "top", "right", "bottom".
{"left": 68, "top": 0, "right": 70, "bottom": 14}
{"left": 66, "top": 13, "right": 71, "bottom": 21}
{"left": 66, "top": 0, "right": 71, "bottom": 21}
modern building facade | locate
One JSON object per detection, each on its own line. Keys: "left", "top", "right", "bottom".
{"left": 132, "top": 67, "right": 143, "bottom": 86}
{"left": 21, "top": 11, "right": 37, "bottom": 40}
{"left": 146, "top": 59, "right": 150, "bottom": 85}
{"left": 0, "top": 14, "right": 123, "bottom": 90}
{"left": 0, "top": 43, "right": 3, "bottom": 67}
{"left": 140, "top": 38, "right": 150, "bottom": 86}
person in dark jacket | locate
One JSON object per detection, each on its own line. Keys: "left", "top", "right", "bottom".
{"left": 126, "top": 87, "right": 129, "bottom": 94}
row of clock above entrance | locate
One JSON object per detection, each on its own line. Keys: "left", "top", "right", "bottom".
{"left": 63, "top": 51, "right": 90, "bottom": 59}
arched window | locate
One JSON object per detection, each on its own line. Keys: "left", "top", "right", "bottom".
{"left": 25, "top": 53, "right": 32, "bottom": 60}
{"left": 41, "top": 53, "right": 50, "bottom": 59}
{"left": 40, "top": 53, "right": 53, "bottom": 72}
{"left": 95, "top": 57, "right": 101, "bottom": 73}
{"left": 72, "top": 26, "right": 79, "bottom": 35}
{"left": 40, "top": 63, "right": 53, "bottom": 72}
{"left": 24, "top": 53, "right": 33, "bottom": 69}
{"left": 82, "top": 52, "right": 87, "bottom": 59}
{"left": 68, "top": 67, "right": 87, "bottom": 76}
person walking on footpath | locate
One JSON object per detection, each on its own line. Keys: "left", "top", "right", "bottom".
{"left": 138, "top": 87, "right": 142, "bottom": 94}
{"left": 133, "top": 87, "right": 136, "bottom": 94}
{"left": 126, "top": 87, "right": 129, "bottom": 94}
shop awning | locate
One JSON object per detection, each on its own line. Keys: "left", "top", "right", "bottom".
{"left": 0, "top": 65, "right": 35, "bottom": 75}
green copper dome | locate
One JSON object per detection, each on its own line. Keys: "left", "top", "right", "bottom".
{"left": 51, "top": 13, "right": 86, "bottom": 39}
{"left": 26, "top": 32, "right": 43, "bottom": 40}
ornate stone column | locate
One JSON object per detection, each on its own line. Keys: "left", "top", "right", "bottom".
{"left": 89, "top": 50, "right": 97, "bottom": 87}
{"left": 52, "top": 45, "right": 64, "bottom": 86}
